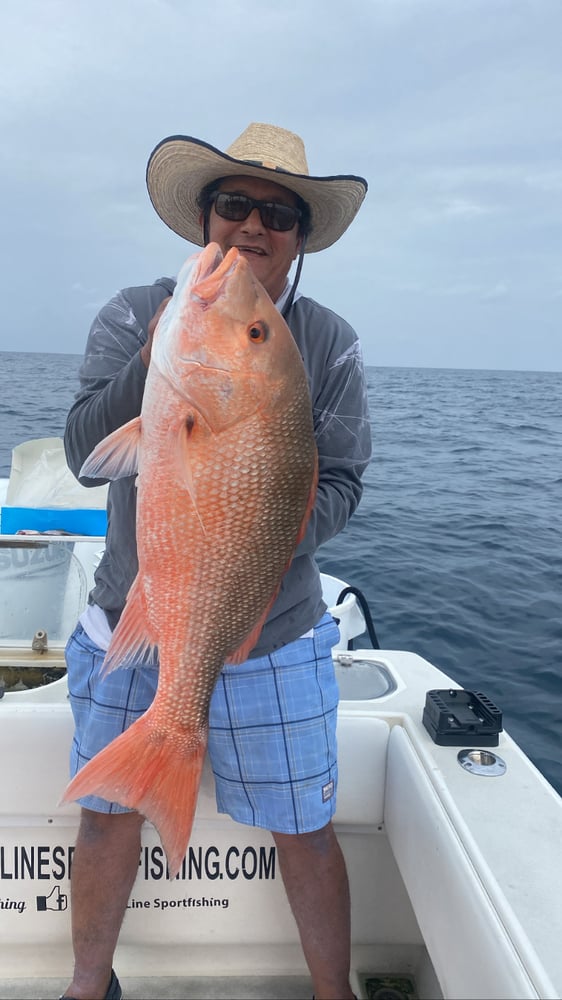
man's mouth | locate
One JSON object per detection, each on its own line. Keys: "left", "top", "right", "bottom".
{"left": 235, "top": 245, "right": 267, "bottom": 256}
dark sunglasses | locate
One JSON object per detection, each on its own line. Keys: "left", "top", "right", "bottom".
{"left": 210, "top": 191, "right": 302, "bottom": 232}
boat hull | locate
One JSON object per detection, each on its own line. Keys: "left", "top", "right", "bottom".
{"left": 1, "top": 644, "right": 561, "bottom": 999}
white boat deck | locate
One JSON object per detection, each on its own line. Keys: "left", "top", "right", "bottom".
{"left": 0, "top": 974, "right": 314, "bottom": 999}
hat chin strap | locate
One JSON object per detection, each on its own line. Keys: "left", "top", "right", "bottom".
{"left": 203, "top": 212, "right": 211, "bottom": 248}
{"left": 282, "top": 235, "right": 307, "bottom": 319}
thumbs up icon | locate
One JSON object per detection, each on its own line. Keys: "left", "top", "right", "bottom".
{"left": 36, "top": 886, "right": 68, "bottom": 911}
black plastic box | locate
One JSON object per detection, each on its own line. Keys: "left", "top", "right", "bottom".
{"left": 422, "top": 689, "right": 503, "bottom": 746}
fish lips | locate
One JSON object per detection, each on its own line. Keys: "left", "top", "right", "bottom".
{"left": 191, "top": 245, "right": 240, "bottom": 306}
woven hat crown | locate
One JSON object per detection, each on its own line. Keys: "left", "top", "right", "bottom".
{"left": 226, "top": 123, "right": 310, "bottom": 176}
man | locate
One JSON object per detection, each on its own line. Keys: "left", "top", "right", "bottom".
{"left": 62, "top": 123, "right": 371, "bottom": 1000}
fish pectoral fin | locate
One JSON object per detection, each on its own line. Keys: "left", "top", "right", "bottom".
{"left": 80, "top": 417, "right": 142, "bottom": 480}
{"left": 175, "top": 419, "right": 206, "bottom": 535}
{"left": 102, "top": 575, "right": 157, "bottom": 675}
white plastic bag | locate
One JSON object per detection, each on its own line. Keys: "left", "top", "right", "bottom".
{"left": 6, "top": 438, "right": 108, "bottom": 509}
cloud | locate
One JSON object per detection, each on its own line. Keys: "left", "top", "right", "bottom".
{"left": 481, "top": 281, "right": 509, "bottom": 302}
{"left": 0, "top": 0, "right": 561, "bottom": 371}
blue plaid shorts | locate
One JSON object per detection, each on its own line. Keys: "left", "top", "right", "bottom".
{"left": 66, "top": 612, "right": 340, "bottom": 833}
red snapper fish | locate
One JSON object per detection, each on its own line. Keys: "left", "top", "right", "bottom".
{"left": 61, "top": 243, "right": 318, "bottom": 877}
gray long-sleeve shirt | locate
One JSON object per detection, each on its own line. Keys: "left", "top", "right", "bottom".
{"left": 64, "top": 276, "right": 372, "bottom": 657}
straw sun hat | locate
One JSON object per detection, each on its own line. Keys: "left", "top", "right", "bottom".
{"left": 146, "top": 122, "right": 367, "bottom": 253}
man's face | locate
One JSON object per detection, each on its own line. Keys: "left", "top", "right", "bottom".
{"left": 205, "top": 175, "right": 303, "bottom": 303}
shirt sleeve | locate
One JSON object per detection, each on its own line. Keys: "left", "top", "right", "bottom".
{"left": 297, "top": 328, "right": 372, "bottom": 555}
{"left": 64, "top": 289, "right": 151, "bottom": 485}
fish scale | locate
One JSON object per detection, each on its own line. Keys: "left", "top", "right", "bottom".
{"left": 61, "top": 243, "right": 318, "bottom": 877}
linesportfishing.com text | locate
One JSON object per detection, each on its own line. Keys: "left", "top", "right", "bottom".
{"left": 0, "top": 843, "right": 277, "bottom": 883}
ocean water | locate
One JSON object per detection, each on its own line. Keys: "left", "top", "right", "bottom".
{"left": 1, "top": 351, "right": 561, "bottom": 795}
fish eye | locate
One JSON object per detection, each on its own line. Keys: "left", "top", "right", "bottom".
{"left": 248, "top": 321, "right": 268, "bottom": 343}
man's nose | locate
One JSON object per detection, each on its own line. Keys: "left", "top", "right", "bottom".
{"left": 240, "top": 207, "right": 264, "bottom": 232}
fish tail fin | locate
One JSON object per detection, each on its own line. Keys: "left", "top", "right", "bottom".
{"left": 60, "top": 710, "right": 207, "bottom": 879}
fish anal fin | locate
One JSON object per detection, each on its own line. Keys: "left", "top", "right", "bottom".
{"left": 60, "top": 710, "right": 207, "bottom": 880}
{"left": 80, "top": 417, "right": 142, "bottom": 480}
{"left": 102, "top": 575, "right": 156, "bottom": 675}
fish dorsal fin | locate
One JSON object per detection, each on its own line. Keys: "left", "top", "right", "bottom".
{"left": 226, "top": 453, "right": 318, "bottom": 666}
{"left": 80, "top": 417, "right": 142, "bottom": 480}
{"left": 294, "top": 452, "right": 318, "bottom": 549}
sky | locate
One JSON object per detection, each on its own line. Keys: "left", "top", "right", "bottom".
{"left": 1, "top": 0, "right": 561, "bottom": 371}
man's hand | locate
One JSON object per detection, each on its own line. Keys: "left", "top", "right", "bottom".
{"left": 140, "top": 296, "right": 172, "bottom": 368}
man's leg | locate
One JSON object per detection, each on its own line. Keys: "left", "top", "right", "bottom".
{"left": 62, "top": 808, "right": 144, "bottom": 1000}
{"left": 273, "top": 821, "right": 354, "bottom": 1000}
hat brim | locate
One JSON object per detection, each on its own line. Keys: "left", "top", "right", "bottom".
{"left": 146, "top": 136, "right": 367, "bottom": 253}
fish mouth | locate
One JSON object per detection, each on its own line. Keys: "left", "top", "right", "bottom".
{"left": 155, "top": 241, "right": 266, "bottom": 432}
{"left": 191, "top": 243, "right": 240, "bottom": 305}
{"left": 196, "top": 242, "right": 224, "bottom": 280}
{"left": 175, "top": 244, "right": 248, "bottom": 427}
